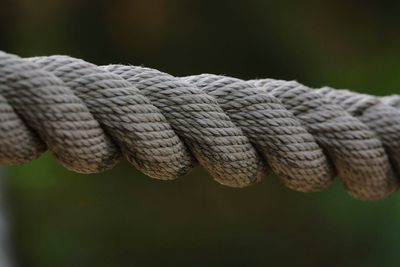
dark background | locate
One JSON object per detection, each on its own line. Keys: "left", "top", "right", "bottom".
{"left": 1, "top": 0, "right": 400, "bottom": 266}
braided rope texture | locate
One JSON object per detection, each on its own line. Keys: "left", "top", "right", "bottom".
{"left": 0, "top": 51, "right": 399, "bottom": 200}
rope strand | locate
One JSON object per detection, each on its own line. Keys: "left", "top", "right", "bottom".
{"left": 0, "top": 51, "right": 399, "bottom": 200}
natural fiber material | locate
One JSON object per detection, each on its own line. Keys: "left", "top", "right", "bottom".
{"left": 0, "top": 52, "right": 118, "bottom": 173}
{"left": 0, "top": 51, "right": 399, "bottom": 200}
{"left": 318, "top": 88, "right": 400, "bottom": 176}
{"left": 252, "top": 80, "right": 397, "bottom": 200}
{"left": 103, "top": 65, "right": 265, "bottom": 187}
{"left": 183, "top": 74, "right": 333, "bottom": 192}
{"left": 30, "top": 56, "right": 194, "bottom": 180}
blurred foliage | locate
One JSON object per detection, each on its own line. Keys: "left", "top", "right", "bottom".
{"left": 1, "top": 0, "right": 400, "bottom": 266}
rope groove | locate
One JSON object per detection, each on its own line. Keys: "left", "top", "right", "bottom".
{"left": 251, "top": 80, "right": 397, "bottom": 199}
{"left": 182, "top": 74, "right": 334, "bottom": 192}
{"left": 29, "top": 56, "right": 194, "bottom": 180}
{"left": 0, "top": 51, "right": 399, "bottom": 200}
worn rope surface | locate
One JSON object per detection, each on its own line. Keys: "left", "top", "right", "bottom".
{"left": 0, "top": 51, "right": 399, "bottom": 200}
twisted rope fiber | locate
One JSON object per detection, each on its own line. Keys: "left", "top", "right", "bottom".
{"left": 0, "top": 51, "right": 399, "bottom": 200}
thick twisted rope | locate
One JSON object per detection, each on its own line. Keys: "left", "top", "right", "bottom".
{"left": 1, "top": 51, "right": 399, "bottom": 200}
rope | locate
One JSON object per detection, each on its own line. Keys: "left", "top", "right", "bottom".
{"left": 1, "top": 51, "right": 399, "bottom": 200}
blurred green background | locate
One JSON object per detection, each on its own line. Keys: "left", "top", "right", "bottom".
{"left": 1, "top": 0, "right": 400, "bottom": 266}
